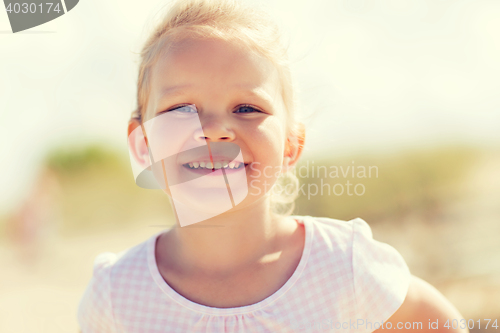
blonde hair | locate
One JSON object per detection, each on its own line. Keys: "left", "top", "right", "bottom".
{"left": 132, "top": 0, "right": 303, "bottom": 215}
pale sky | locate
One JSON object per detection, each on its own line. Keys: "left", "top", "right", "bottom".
{"left": 1, "top": 0, "right": 499, "bottom": 213}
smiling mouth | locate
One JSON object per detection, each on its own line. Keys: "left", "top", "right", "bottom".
{"left": 182, "top": 161, "right": 249, "bottom": 170}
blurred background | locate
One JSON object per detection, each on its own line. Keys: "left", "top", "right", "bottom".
{"left": 1, "top": 0, "right": 499, "bottom": 332}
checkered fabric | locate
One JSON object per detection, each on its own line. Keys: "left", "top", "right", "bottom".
{"left": 77, "top": 216, "right": 410, "bottom": 333}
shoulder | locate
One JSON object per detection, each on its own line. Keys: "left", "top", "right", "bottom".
{"left": 77, "top": 252, "right": 118, "bottom": 333}
{"left": 296, "top": 215, "right": 356, "bottom": 251}
{"left": 298, "top": 216, "right": 411, "bottom": 314}
{"left": 87, "top": 239, "right": 148, "bottom": 278}
{"left": 299, "top": 215, "right": 384, "bottom": 242}
{"left": 375, "top": 275, "right": 468, "bottom": 333}
{"left": 77, "top": 236, "right": 153, "bottom": 333}
{"left": 302, "top": 215, "right": 408, "bottom": 266}
{"left": 84, "top": 251, "right": 119, "bottom": 292}
{"left": 346, "top": 218, "right": 412, "bottom": 328}
{"left": 300, "top": 215, "right": 353, "bottom": 233}
{"left": 94, "top": 251, "right": 119, "bottom": 275}
{"left": 299, "top": 216, "right": 410, "bottom": 273}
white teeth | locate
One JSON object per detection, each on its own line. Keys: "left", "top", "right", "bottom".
{"left": 185, "top": 161, "right": 246, "bottom": 170}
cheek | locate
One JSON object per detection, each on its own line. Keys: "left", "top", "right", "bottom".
{"left": 144, "top": 114, "right": 200, "bottom": 161}
{"left": 252, "top": 117, "right": 286, "bottom": 161}
{"left": 244, "top": 117, "right": 286, "bottom": 195}
{"left": 144, "top": 113, "right": 208, "bottom": 193}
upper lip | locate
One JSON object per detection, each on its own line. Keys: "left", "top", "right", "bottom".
{"left": 180, "top": 155, "right": 247, "bottom": 165}
{"left": 176, "top": 142, "right": 248, "bottom": 165}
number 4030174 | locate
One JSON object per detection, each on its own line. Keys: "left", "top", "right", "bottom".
{"left": 444, "top": 319, "right": 498, "bottom": 330}
{"left": 6, "top": 2, "right": 61, "bottom": 14}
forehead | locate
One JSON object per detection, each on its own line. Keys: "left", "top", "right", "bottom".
{"left": 150, "top": 37, "right": 281, "bottom": 102}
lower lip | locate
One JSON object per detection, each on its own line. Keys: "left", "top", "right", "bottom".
{"left": 182, "top": 164, "right": 249, "bottom": 175}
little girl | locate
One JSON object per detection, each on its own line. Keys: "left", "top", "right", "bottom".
{"left": 78, "top": 0, "right": 467, "bottom": 332}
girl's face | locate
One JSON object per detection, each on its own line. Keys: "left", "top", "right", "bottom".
{"left": 139, "top": 37, "right": 293, "bottom": 222}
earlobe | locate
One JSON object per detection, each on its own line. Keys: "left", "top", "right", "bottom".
{"left": 297, "top": 122, "right": 305, "bottom": 152}
{"left": 282, "top": 156, "right": 291, "bottom": 169}
{"left": 282, "top": 122, "right": 306, "bottom": 172}
{"left": 128, "top": 118, "right": 151, "bottom": 169}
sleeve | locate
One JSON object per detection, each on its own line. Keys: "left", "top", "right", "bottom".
{"left": 77, "top": 252, "right": 117, "bottom": 333}
{"left": 351, "top": 218, "right": 411, "bottom": 332}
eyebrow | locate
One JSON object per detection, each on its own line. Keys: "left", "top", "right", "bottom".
{"left": 236, "top": 85, "right": 275, "bottom": 107}
{"left": 159, "top": 84, "right": 276, "bottom": 108}
{"left": 159, "top": 85, "right": 192, "bottom": 99}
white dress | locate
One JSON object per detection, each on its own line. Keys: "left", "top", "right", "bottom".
{"left": 77, "top": 216, "right": 411, "bottom": 332}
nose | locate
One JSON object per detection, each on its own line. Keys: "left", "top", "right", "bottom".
{"left": 194, "top": 115, "right": 235, "bottom": 142}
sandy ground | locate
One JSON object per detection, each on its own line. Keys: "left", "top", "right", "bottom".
{"left": 371, "top": 150, "right": 500, "bottom": 322}
{"left": 0, "top": 222, "right": 167, "bottom": 333}
{"left": 432, "top": 150, "right": 500, "bottom": 322}
{"left": 1, "top": 151, "right": 499, "bottom": 333}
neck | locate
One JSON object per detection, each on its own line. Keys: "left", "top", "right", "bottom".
{"left": 159, "top": 197, "right": 298, "bottom": 277}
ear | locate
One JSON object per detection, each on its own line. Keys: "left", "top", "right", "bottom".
{"left": 283, "top": 122, "right": 305, "bottom": 172}
{"left": 127, "top": 118, "right": 151, "bottom": 170}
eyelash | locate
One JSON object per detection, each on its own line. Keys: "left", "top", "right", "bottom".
{"left": 164, "top": 104, "right": 196, "bottom": 113}
{"left": 235, "top": 105, "right": 263, "bottom": 113}
{"left": 160, "top": 104, "right": 264, "bottom": 114}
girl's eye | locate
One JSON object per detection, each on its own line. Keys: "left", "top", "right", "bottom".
{"left": 235, "top": 105, "right": 262, "bottom": 113}
{"left": 168, "top": 105, "right": 197, "bottom": 113}
{"left": 156, "top": 104, "right": 198, "bottom": 117}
